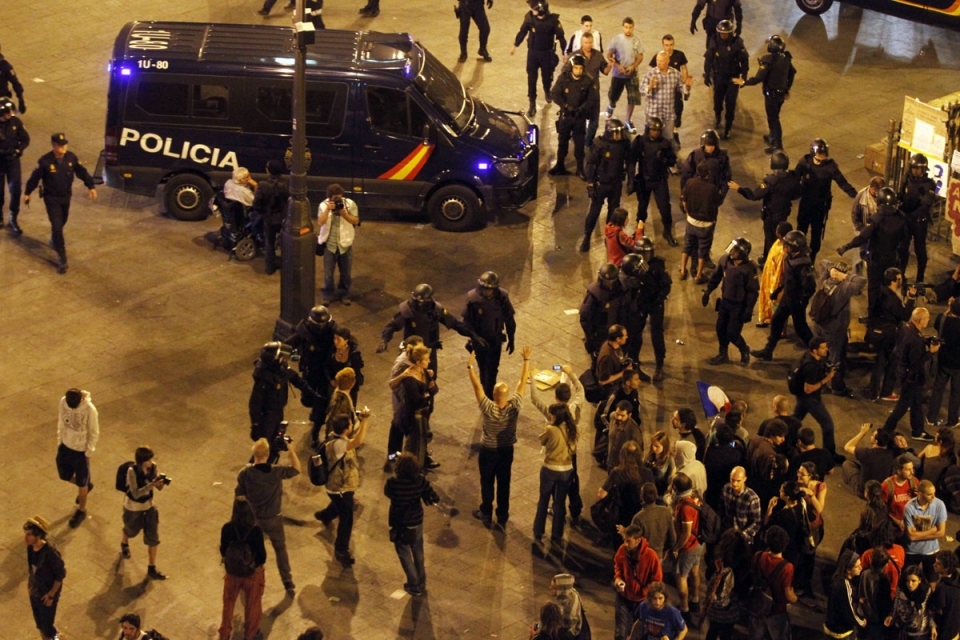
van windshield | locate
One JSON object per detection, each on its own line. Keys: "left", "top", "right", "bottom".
{"left": 414, "top": 48, "right": 472, "bottom": 133}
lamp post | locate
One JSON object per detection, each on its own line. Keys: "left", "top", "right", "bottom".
{"left": 274, "top": 0, "right": 317, "bottom": 341}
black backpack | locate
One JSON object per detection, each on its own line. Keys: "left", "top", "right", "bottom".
{"left": 809, "top": 282, "right": 839, "bottom": 325}
{"left": 223, "top": 524, "right": 257, "bottom": 577}
{"left": 745, "top": 555, "right": 787, "bottom": 618}
{"left": 308, "top": 436, "right": 346, "bottom": 486}
{"left": 786, "top": 353, "right": 811, "bottom": 396}
{"left": 680, "top": 497, "right": 722, "bottom": 545}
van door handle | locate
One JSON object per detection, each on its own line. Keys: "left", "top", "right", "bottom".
{"left": 364, "top": 145, "right": 382, "bottom": 150}
{"left": 332, "top": 143, "right": 350, "bottom": 148}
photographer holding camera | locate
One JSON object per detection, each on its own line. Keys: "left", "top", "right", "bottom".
{"left": 120, "top": 446, "right": 168, "bottom": 580}
{"left": 791, "top": 337, "right": 843, "bottom": 462}
{"left": 881, "top": 307, "right": 941, "bottom": 442}
{"left": 236, "top": 436, "right": 301, "bottom": 592}
{"left": 316, "top": 183, "right": 359, "bottom": 306}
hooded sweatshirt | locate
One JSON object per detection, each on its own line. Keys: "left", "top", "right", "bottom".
{"left": 675, "top": 440, "right": 707, "bottom": 496}
{"left": 605, "top": 222, "right": 643, "bottom": 267}
{"left": 553, "top": 573, "right": 584, "bottom": 636}
{"left": 614, "top": 537, "right": 663, "bottom": 602}
{"left": 58, "top": 390, "right": 99, "bottom": 454}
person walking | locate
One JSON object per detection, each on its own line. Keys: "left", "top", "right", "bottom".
{"left": 316, "top": 183, "right": 359, "bottom": 305}
{"left": 627, "top": 117, "right": 678, "bottom": 246}
{"left": 218, "top": 497, "right": 267, "bottom": 640}
{"left": 703, "top": 20, "right": 748, "bottom": 140}
{"left": 456, "top": 0, "right": 493, "bottom": 63}
{"left": 733, "top": 36, "right": 796, "bottom": 154}
{"left": 56, "top": 388, "right": 99, "bottom": 529}
{"left": 755, "top": 222, "right": 792, "bottom": 326}
{"left": 691, "top": 0, "right": 743, "bottom": 48}
{"left": 24, "top": 516, "right": 65, "bottom": 640}
{"left": 604, "top": 17, "right": 644, "bottom": 132}
{"left": 881, "top": 308, "right": 940, "bottom": 442}
{"left": 384, "top": 452, "right": 440, "bottom": 596}
{"left": 793, "top": 139, "right": 858, "bottom": 261}
{"left": 728, "top": 151, "right": 800, "bottom": 264}
{"left": 548, "top": 53, "right": 597, "bottom": 178}
{"left": 701, "top": 236, "right": 759, "bottom": 366}
{"left": 120, "top": 446, "right": 168, "bottom": 580}
{"left": 0, "top": 44, "right": 26, "bottom": 113}
{"left": 898, "top": 154, "right": 936, "bottom": 283}
{"left": 0, "top": 97, "right": 28, "bottom": 232}
{"left": 639, "top": 52, "right": 692, "bottom": 152}
{"left": 582, "top": 120, "right": 630, "bottom": 252}
{"left": 790, "top": 337, "right": 844, "bottom": 462}
{"left": 751, "top": 230, "right": 816, "bottom": 360}
{"left": 680, "top": 161, "right": 722, "bottom": 284}
{"left": 511, "top": 1, "right": 566, "bottom": 117}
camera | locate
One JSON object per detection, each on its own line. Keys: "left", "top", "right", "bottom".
{"left": 826, "top": 363, "right": 840, "bottom": 371}
{"left": 622, "top": 357, "right": 634, "bottom": 369}
{"left": 356, "top": 406, "right": 371, "bottom": 419}
{"left": 552, "top": 365, "right": 562, "bottom": 371}
{"left": 158, "top": 473, "right": 172, "bottom": 486}
{"left": 925, "top": 336, "right": 946, "bottom": 347}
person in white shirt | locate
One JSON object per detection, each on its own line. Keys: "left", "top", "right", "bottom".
{"left": 316, "top": 183, "right": 360, "bottom": 305}
{"left": 56, "top": 388, "right": 99, "bottom": 528}
{"left": 223, "top": 166, "right": 257, "bottom": 207}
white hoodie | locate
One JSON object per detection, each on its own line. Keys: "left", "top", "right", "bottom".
{"left": 58, "top": 390, "right": 100, "bottom": 454}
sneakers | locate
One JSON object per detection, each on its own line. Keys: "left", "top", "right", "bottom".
{"left": 624, "top": 121, "right": 636, "bottom": 134}
{"left": 147, "top": 566, "right": 168, "bottom": 580}
{"left": 912, "top": 431, "right": 936, "bottom": 443}
{"left": 881, "top": 394, "right": 900, "bottom": 402}
{"left": 604, "top": 105, "right": 614, "bottom": 118}
{"left": 708, "top": 354, "right": 730, "bottom": 365}
{"left": 68, "top": 510, "right": 87, "bottom": 528}
{"left": 121, "top": 542, "right": 131, "bottom": 559}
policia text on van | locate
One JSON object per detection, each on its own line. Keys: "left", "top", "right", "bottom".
{"left": 101, "top": 22, "right": 540, "bottom": 231}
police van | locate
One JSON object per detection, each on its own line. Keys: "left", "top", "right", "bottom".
{"left": 101, "top": 22, "right": 539, "bottom": 231}
{"left": 795, "top": 0, "right": 960, "bottom": 29}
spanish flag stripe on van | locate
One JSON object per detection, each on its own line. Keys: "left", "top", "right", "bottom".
{"left": 378, "top": 143, "right": 434, "bottom": 180}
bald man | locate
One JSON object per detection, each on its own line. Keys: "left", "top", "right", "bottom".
{"left": 721, "top": 466, "right": 761, "bottom": 545}
{"left": 881, "top": 307, "right": 940, "bottom": 442}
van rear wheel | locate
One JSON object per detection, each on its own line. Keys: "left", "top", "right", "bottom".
{"left": 427, "top": 184, "right": 482, "bottom": 232}
{"left": 164, "top": 174, "right": 214, "bottom": 221}
{"left": 795, "top": 0, "right": 833, "bottom": 15}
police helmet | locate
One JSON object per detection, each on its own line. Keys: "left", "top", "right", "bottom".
{"left": 605, "top": 119, "right": 625, "bottom": 140}
{"left": 0, "top": 98, "right": 13, "bottom": 116}
{"left": 620, "top": 253, "right": 649, "bottom": 278}
{"left": 478, "top": 271, "right": 500, "bottom": 289}
{"left": 910, "top": 153, "right": 929, "bottom": 171}
{"left": 726, "top": 237, "right": 752, "bottom": 260}
{"left": 716, "top": 20, "right": 735, "bottom": 35}
{"left": 770, "top": 151, "right": 790, "bottom": 171}
{"left": 411, "top": 283, "right": 434, "bottom": 302}
{"left": 782, "top": 230, "right": 809, "bottom": 254}
{"left": 260, "top": 341, "right": 292, "bottom": 363}
{"left": 700, "top": 129, "right": 720, "bottom": 148}
{"left": 646, "top": 116, "right": 664, "bottom": 132}
{"left": 636, "top": 236, "right": 655, "bottom": 262}
{"left": 811, "top": 138, "right": 829, "bottom": 157}
{"left": 529, "top": 0, "right": 548, "bottom": 14}
{"left": 598, "top": 263, "right": 619, "bottom": 282}
{"left": 766, "top": 35, "right": 786, "bottom": 54}
{"left": 307, "top": 305, "right": 332, "bottom": 330}
{"left": 877, "top": 187, "right": 898, "bottom": 208}
{"left": 570, "top": 54, "right": 586, "bottom": 68}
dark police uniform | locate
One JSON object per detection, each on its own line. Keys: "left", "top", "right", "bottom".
{"left": 306, "top": 0, "right": 325, "bottom": 30}
{"left": 583, "top": 134, "right": 629, "bottom": 240}
{"left": 704, "top": 253, "right": 759, "bottom": 361}
{"left": 620, "top": 258, "right": 672, "bottom": 370}
{"left": 381, "top": 298, "right": 478, "bottom": 377}
{"left": 735, "top": 170, "right": 800, "bottom": 261}
{"left": 840, "top": 205, "right": 910, "bottom": 313}
{"left": 458, "top": 0, "right": 492, "bottom": 60}
{"left": 549, "top": 66, "right": 598, "bottom": 175}
{"left": 514, "top": 9, "right": 566, "bottom": 106}
{"left": 795, "top": 153, "right": 857, "bottom": 260}
{"left": 286, "top": 317, "right": 337, "bottom": 442}
{"left": 680, "top": 146, "right": 732, "bottom": 204}
{"left": 252, "top": 174, "right": 290, "bottom": 275}
{"left": 23, "top": 138, "right": 96, "bottom": 271}
{"left": 741, "top": 48, "right": 796, "bottom": 151}
{"left": 703, "top": 33, "right": 748, "bottom": 134}
{"left": 564, "top": 48, "right": 606, "bottom": 148}
{"left": 0, "top": 112, "right": 29, "bottom": 228}
{"left": 898, "top": 172, "right": 936, "bottom": 282}
{"left": 647, "top": 50, "right": 690, "bottom": 137}
{"left": 579, "top": 278, "right": 626, "bottom": 356}
{"left": 462, "top": 286, "right": 517, "bottom": 398}
{"left": 628, "top": 130, "right": 677, "bottom": 241}
{"left": 248, "top": 357, "right": 314, "bottom": 460}
{"left": 0, "top": 53, "right": 25, "bottom": 112}
{"left": 691, "top": 0, "right": 743, "bottom": 48}
{"left": 756, "top": 250, "right": 815, "bottom": 356}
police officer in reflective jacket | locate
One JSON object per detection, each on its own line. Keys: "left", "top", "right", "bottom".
{"left": 752, "top": 230, "right": 816, "bottom": 360}
{"left": 249, "top": 342, "right": 317, "bottom": 461}
{"left": 620, "top": 242, "right": 672, "bottom": 381}
{"left": 703, "top": 20, "right": 748, "bottom": 140}
{"left": 628, "top": 117, "right": 678, "bottom": 246}
{"left": 0, "top": 97, "right": 28, "bottom": 232}
{"left": 378, "top": 284, "right": 486, "bottom": 376}
{"left": 582, "top": 119, "right": 629, "bottom": 252}
{"left": 285, "top": 305, "right": 338, "bottom": 444}
{"left": 580, "top": 263, "right": 626, "bottom": 358}
{"left": 549, "top": 54, "right": 598, "bottom": 179}
{"left": 0, "top": 45, "right": 25, "bottom": 114}
{"left": 511, "top": 1, "right": 566, "bottom": 117}
{"left": 728, "top": 150, "right": 800, "bottom": 264}
{"left": 734, "top": 36, "right": 796, "bottom": 154}
{"left": 794, "top": 138, "right": 857, "bottom": 261}
{"left": 457, "top": 0, "right": 493, "bottom": 63}
{"left": 691, "top": 0, "right": 743, "bottom": 48}
{"left": 702, "top": 237, "right": 759, "bottom": 366}
{"left": 462, "top": 271, "right": 517, "bottom": 398}
{"left": 898, "top": 154, "right": 936, "bottom": 283}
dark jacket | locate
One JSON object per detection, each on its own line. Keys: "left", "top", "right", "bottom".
{"left": 619, "top": 256, "right": 671, "bottom": 312}
{"left": 248, "top": 360, "right": 313, "bottom": 436}
{"left": 586, "top": 136, "right": 629, "bottom": 185}
{"left": 382, "top": 299, "right": 475, "bottom": 349}
{"left": 777, "top": 252, "right": 815, "bottom": 304}
{"left": 895, "top": 322, "right": 930, "bottom": 386}
{"left": 628, "top": 132, "right": 676, "bottom": 189}
{"left": 461, "top": 286, "right": 517, "bottom": 343}
{"left": 0, "top": 115, "right": 29, "bottom": 157}
{"left": 813, "top": 259, "right": 867, "bottom": 334}
{"left": 252, "top": 175, "right": 290, "bottom": 226}
{"left": 932, "top": 572, "right": 960, "bottom": 639}
{"left": 219, "top": 523, "right": 267, "bottom": 567}
{"left": 900, "top": 174, "right": 936, "bottom": 222}
{"left": 693, "top": 0, "right": 743, "bottom": 22}
{"left": 384, "top": 474, "right": 439, "bottom": 528}
{"left": 287, "top": 319, "right": 337, "bottom": 391}
{"left": 0, "top": 54, "right": 24, "bottom": 100}
{"left": 681, "top": 147, "right": 732, "bottom": 202}
{"left": 682, "top": 175, "right": 721, "bottom": 223}
{"left": 736, "top": 170, "right": 800, "bottom": 222}
{"left": 514, "top": 12, "right": 566, "bottom": 51}
{"left": 25, "top": 151, "right": 95, "bottom": 201}
{"left": 845, "top": 205, "right": 909, "bottom": 268}
{"left": 795, "top": 154, "right": 857, "bottom": 204}
{"left": 704, "top": 35, "right": 748, "bottom": 80}
{"left": 707, "top": 253, "right": 760, "bottom": 308}
{"left": 934, "top": 313, "right": 960, "bottom": 370}
{"left": 743, "top": 51, "right": 796, "bottom": 95}
{"left": 870, "top": 285, "right": 915, "bottom": 326}
{"left": 579, "top": 280, "right": 626, "bottom": 353}
{"left": 27, "top": 543, "right": 66, "bottom": 597}
{"left": 550, "top": 68, "right": 598, "bottom": 117}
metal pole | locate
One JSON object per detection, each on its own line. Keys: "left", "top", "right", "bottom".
{"left": 274, "top": 0, "right": 316, "bottom": 341}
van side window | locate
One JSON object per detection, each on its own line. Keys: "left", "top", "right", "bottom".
{"left": 254, "top": 84, "right": 346, "bottom": 138}
{"left": 193, "top": 84, "right": 229, "bottom": 119}
{"left": 137, "top": 81, "right": 190, "bottom": 117}
{"left": 367, "top": 87, "right": 430, "bottom": 138}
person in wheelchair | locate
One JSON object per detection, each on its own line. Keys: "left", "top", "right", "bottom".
{"left": 214, "top": 167, "right": 261, "bottom": 260}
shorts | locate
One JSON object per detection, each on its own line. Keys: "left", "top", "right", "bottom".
{"left": 56, "top": 443, "right": 89, "bottom": 486}
{"left": 609, "top": 76, "right": 641, "bottom": 107}
{"left": 683, "top": 223, "right": 715, "bottom": 259}
{"left": 675, "top": 543, "right": 704, "bottom": 577}
{"left": 122, "top": 507, "right": 160, "bottom": 546}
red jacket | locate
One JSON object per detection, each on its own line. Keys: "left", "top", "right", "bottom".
{"left": 605, "top": 223, "right": 643, "bottom": 266}
{"left": 614, "top": 537, "right": 663, "bottom": 602}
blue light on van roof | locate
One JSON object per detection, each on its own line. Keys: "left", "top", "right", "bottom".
{"left": 120, "top": 67, "right": 132, "bottom": 76}
{"left": 107, "top": 63, "right": 112, "bottom": 73}
{"left": 477, "top": 162, "right": 489, "bottom": 170}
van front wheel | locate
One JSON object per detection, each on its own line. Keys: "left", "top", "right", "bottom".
{"left": 427, "top": 185, "right": 482, "bottom": 232}
{"left": 164, "top": 174, "right": 214, "bottom": 221}
{"left": 795, "top": 0, "right": 833, "bottom": 15}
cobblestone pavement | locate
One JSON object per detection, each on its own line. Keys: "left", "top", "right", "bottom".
{"left": 2, "top": 0, "right": 960, "bottom": 638}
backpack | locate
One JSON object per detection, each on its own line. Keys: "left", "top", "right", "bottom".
{"left": 679, "top": 496, "right": 722, "bottom": 545}
{"left": 115, "top": 461, "right": 137, "bottom": 492}
{"left": 786, "top": 353, "right": 812, "bottom": 396}
{"left": 809, "top": 282, "right": 839, "bottom": 325}
{"left": 223, "top": 524, "right": 257, "bottom": 577}
{"left": 744, "top": 555, "right": 788, "bottom": 618}
{"left": 308, "top": 436, "right": 346, "bottom": 487}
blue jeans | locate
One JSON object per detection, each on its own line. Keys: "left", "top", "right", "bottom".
{"left": 793, "top": 394, "right": 837, "bottom": 454}
{"left": 748, "top": 612, "right": 791, "bottom": 640}
{"left": 533, "top": 467, "right": 573, "bottom": 541}
{"left": 322, "top": 246, "right": 353, "bottom": 300}
{"left": 394, "top": 524, "right": 426, "bottom": 589}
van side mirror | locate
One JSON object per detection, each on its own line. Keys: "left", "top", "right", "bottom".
{"left": 422, "top": 124, "right": 432, "bottom": 145}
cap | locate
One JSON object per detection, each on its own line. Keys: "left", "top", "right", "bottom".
{"left": 51, "top": 133, "right": 68, "bottom": 146}
{"left": 553, "top": 573, "right": 576, "bottom": 588}
{"left": 24, "top": 515, "right": 51, "bottom": 535}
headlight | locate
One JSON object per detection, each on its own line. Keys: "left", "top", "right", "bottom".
{"left": 495, "top": 161, "right": 520, "bottom": 179}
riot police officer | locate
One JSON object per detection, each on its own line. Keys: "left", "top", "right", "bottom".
{"left": 620, "top": 242, "right": 672, "bottom": 381}
{"left": 691, "top": 0, "right": 743, "bottom": 49}
{"left": 549, "top": 53, "right": 598, "bottom": 178}
{"left": 286, "top": 305, "right": 338, "bottom": 444}
{"left": 511, "top": 1, "right": 566, "bottom": 118}
{"left": 628, "top": 117, "right": 678, "bottom": 246}
{"left": 582, "top": 119, "right": 629, "bottom": 252}
{"left": 580, "top": 263, "right": 627, "bottom": 359}
{"left": 457, "top": 0, "right": 493, "bottom": 63}
{"left": 461, "top": 271, "right": 517, "bottom": 398}
{"left": 752, "top": 230, "right": 815, "bottom": 360}
{"left": 728, "top": 150, "right": 800, "bottom": 264}
{"left": 702, "top": 237, "right": 759, "bottom": 366}
{"left": 794, "top": 138, "right": 857, "bottom": 261}
{"left": 0, "top": 97, "right": 28, "bottom": 231}
{"left": 378, "top": 284, "right": 487, "bottom": 376}
{"left": 249, "top": 341, "right": 317, "bottom": 461}
{"left": 703, "top": 20, "right": 748, "bottom": 140}
{"left": 837, "top": 187, "right": 910, "bottom": 310}
{"left": 734, "top": 36, "right": 796, "bottom": 153}
{"left": 898, "top": 153, "right": 936, "bottom": 283}
{"left": 680, "top": 129, "right": 732, "bottom": 203}
{"left": 0, "top": 45, "right": 25, "bottom": 114}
